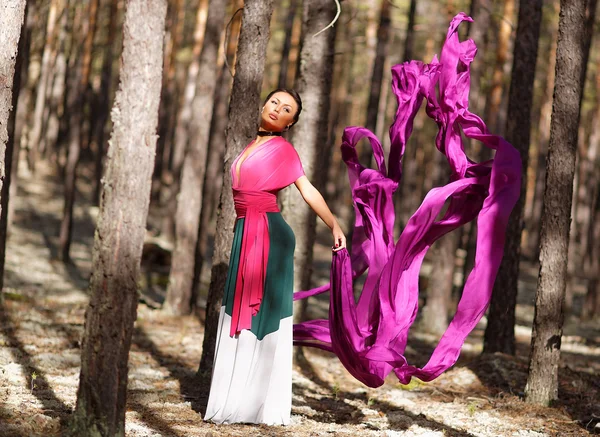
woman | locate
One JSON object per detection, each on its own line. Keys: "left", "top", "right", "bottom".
{"left": 204, "top": 88, "right": 346, "bottom": 425}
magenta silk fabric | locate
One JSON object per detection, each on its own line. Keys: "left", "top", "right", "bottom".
{"left": 230, "top": 137, "right": 305, "bottom": 336}
{"left": 293, "top": 13, "right": 522, "bottom": 387}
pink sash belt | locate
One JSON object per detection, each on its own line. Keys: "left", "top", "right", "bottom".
{"left": 230, "top": 189, "right": 279, "bottom": 336}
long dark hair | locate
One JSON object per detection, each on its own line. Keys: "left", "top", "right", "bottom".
{"left": 263, "top": 88, "right": 303, "bottom": 127}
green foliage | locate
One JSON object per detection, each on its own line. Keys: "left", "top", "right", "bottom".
{"left": 397, "top": 378, "right": 425, "bottom": 391}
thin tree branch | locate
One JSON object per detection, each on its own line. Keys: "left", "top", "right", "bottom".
{"left": 312, "top": 0, "right": 341, "bottom": 37}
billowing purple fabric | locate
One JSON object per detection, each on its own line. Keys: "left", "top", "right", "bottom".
{"left": 292, "top": 13, "right": 521, "bottom": 387}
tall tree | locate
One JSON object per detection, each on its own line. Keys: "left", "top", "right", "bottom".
{"left": 402, "top": 0, "right": 418, "bottom": 62}
{"left": 483, "top": 0, "right": 515, "bottom": 136}
{"left": 68, "top": 0, "right": 167, "bottom": 434}
{"left": 278, "top": 0, "right": 300, "bottom": 88}
{"left": 163, "top": 0, "right": 227, "bottom": 315}
{"left": 466, "top": 0, "right": 493, "bottom": 115}
{"left": 197, "top": 0, "right": 275, "bottom": 384}
{"left": 581, "top": 67, "right": 600, "bottom": 320}
{"left": 26, "top": 0, "right": 63, "bottom": 170}
{"left": 169, "top": 0, "right": 210, "bottom": 206}
{"left": 421, "top": 154, "right": 456, "bottom": 335}
{"left": 151, "top": 0, "right": 185, "bottom": 205}
{"left": 0, "top": 0, "right": 27, "bottom": 298}
{"left": 92, "top": 0, "right": 120, "bottom": 204}
{"left": 361, "top": 0, "right": 391, "bottom": 167}
{"left": 59, "top": 0, "right": 101, "bottom": 262}
{"left": 160, "top": 0, "right": 209, "bottom": 239}
{"left": 280, "top": 0, "right": 338, "bottom": 320}
{"left": 193, "top": 0, "right": 244, "bottom": 308}
{"left": 7, "top": 0, "right": 35, "bottom": 227}
{"left": 522, "top": 1, "right": 560, "bottom": 258}
{"left": 525, "top": 0, "right": 597, "bottom": 406}
{"left": 483, "top": 0, "right": 543, "bottom": 355}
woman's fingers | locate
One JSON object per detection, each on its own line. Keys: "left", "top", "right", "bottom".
{"left": 332, "top": 232, "right": 346, "bottom": 252}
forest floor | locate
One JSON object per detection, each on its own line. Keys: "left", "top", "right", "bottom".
{"left": 0, "top": 162, "right": 599, "bottom": 437}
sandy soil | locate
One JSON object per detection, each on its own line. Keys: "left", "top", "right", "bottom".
{"left": 0, "top": 163, "right": 598, "bottom": 437}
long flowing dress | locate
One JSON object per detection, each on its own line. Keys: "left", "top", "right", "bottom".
{"left": 204, "top": 136, "right": 305, "bottom": 425}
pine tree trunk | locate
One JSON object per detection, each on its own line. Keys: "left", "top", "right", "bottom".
{"left": 523, "top": 2, "right": 559, "bottom": 258}
{"left": 361, "top": 0, "right": 391, "bottom": 167}
{"left": 402, "top": 0, "right": 417, "bottom": 62}
{"left": 422, "top": 235, "right": 457, "bottom": 335}
{"left": 421, "top": 142, "right": 457, "bottom": 335}
{"left": 483, "top": 0, "right": 543, "bottom": 355}
{"left": 7, "top": 0, "right": 35, "bottom": 227}
{"left": 42, "top": 3, "right": 69, "bottom": 164}
{"left": 580, "top": 66, "right": 600, "bottom": 320}
{"left": 0, "top": 0, "right": 27, "bottom": 298}
{"left": 163, "top": 0, "right": 226, "bottom": 316}
{"left": 278, "top": 0, "right": 299, "bottom": 88}
{"left": 68, "top": 0, "right": 166, "bottom": 435}
{"left": 170, "top": 0, "right": 209, "bottom": 195}
{"left": 466, "top": 0, "right": 492, "bottom": 114}
{"left": 525, "top": 0, "right": 596, "bottom": 406}
{"left": 161, "top": 0, "right": 209, "bottom": 241}
{"left": 26, "top": 0, "right": 64, "bottom": 171}
{"left": 483, "top": 0, "right": 515, "bottom": 136}
{"left": 197, "top": 0, "right": 274, "bottom": 387}
{"left": 60, "top": 0, "right": 98, "bottom": 262}
{"left": 92, "top": 0, "right": 120, "bottom": 204}
{"left": 193, "top": 0, "right": 243, "bottom": 306}
{"left": 280, "top": 0, "right": 338, "bottom": 323}
{"left": 152, "top": 0, "right": 185, "bottom": 207}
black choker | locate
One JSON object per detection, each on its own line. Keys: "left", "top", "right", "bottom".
{"left": 257, "top": 131, "right": 283, "bottom": 137}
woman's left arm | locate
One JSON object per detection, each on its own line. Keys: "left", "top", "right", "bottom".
{"left": 294, "top": 175, "right": 346, "bottom": 251}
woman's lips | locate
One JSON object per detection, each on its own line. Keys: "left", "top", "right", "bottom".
{"left": 269, "top": 113, "right": 278, "bottom": 120}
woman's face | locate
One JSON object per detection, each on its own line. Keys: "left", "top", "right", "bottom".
{"left": 260, "top": 92, "right": 298, "bottom": 132}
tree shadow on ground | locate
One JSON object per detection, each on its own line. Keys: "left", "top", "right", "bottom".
{"left": 131, "top": 325, "right": 206, "bottom": 417}
{"left": 0, "top": 304, "right": 72, "bottom": 420}
{"left": 294, "top": 347, "right": 476, "bottom": 436}
{"left": 10, "top": 189, "right": 91, "bottom": 293}
{"left": 0, "top": 402, "right": 28, "bottom": 437}
{"left": 466, "top": 351, "right": 600, "bottom": 435}
{"left": 126, "top": 393, "right": 188, "bottom": 437}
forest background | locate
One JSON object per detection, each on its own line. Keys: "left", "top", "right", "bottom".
{"left": 0, "top": 0, "right": 598, "bottom": 436}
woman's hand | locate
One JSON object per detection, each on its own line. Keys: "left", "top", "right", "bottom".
{"left": 332, "top": 223, "right": 346, "bottom": 252}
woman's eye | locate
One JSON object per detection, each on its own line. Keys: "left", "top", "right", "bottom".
{"left": 285, "top": 108, "right": 291, "bottom": 113}
{"left": 271, "top": 100, "right": 277, "bottom": 104}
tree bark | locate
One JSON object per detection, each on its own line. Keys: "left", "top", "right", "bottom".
{"left": 466, "top": 0, "right": 492, "bottom": 115}
{"left": 169, "top": 0, "right": 209, "bottom": 200}
{"left": 483, "top": 0, "right": 515, "bottom": 137}
{"left": 92, "top": 0, "right": 120, "bottom": 204}
{"left": 525, "top": 0, "right": 596, "bottom": 406}
{"left": 161, "top": 0, "right": 209, "bottom": 241}
{"left": 193, "top": 0, "right": 243, "bottom": 308}
{"left": 152, "top": 0, "right": 185, "bottom": 206}
{"left": 26, "top": 0, "right": 64, "bottom": 171}
{"left": 280, "top": 0, "right": 338, "bottom": 323}
{"left": 523, "top": 1, "right": 559, "bottom": 258}
{"left": 0, "top": 0, "right": 27, "bottom": 298}
{"left": 361, "top": 0, "right": 391, "bottom": 167}
{"left": 580, "top": 70, "right": 600, "bottom": 320}
{"left": 402, "top": 0, "right": 417, "bottom": 62}
{"left": 421, "top": 135, "right": 456, "bottom": 335}
{"left": 163, "top": 0, "right": 226, "bottom": 316}
{"left": 197, "top": 0, "right": 274, "bottom": 385}
{"left": 59, "top": 0, "right": 100, "bottom": 262}
{"left": 483, "top": 0, "right": 543, "bottom": 355}
{"left": 278, "top": 0, "right": 299, "bottom": 88}
{"left": 7, "top": 0, "right": 35, "bottom": 227}
{"left": 68, "top": 0, "right": 166, "bottom": 435}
